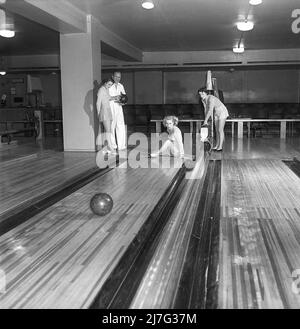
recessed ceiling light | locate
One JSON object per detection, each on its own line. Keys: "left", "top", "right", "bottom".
{"left": 0, "top": 30, "right": 15, "bottom": 38}
{"left": 142, "top": 1, "right": 154, "bottom": 10}
{"left": 233, "top": 46, "right": 245, "bottom": 53}
{"left": 249, "top": 0, "right": 262, "bottom": 5}
{"left": 236, "top": 21, "right": 254, "bottom": 32}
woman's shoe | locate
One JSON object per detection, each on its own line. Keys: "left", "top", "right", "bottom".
{"left": 216, "top": 149, "right": 223, "bottom": 152}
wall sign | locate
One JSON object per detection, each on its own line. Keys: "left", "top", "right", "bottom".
{"left": 11, "top": 78, "right": 24, "bottom": 84}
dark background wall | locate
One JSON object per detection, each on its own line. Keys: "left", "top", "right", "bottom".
{"left": 103, "top": 67, "right": 300, "bottom": 104}
{"left": 1, "top": 67, "right": 299, "bottom": 109}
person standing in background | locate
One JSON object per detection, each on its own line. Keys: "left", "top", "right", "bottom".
{"left": 109, "top": 71, "right": 127, "bottom": 151}
{"left": 96, "top": 78, "right": 116, "bottom": 154}
{"left": 198, "top": 87, "right": 229, "bottom": 152}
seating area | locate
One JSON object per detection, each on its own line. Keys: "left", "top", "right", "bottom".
{"left": 1, "top": 103, "right": 299, "bottom": 142}
{"left": 124, "top": 103, "right": 300, "bottom": 135}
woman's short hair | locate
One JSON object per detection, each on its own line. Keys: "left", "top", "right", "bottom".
{"left": 101, "top": 78, "right": 114, "bottom": 86}
{"left": 198, "top": 87, "right": 214, "bottom": 96}
{"left": 198, "top": 87, "right": 208, "bottom": 94}
{"left": 163, "top": 115, "right": 179, "bottom": 127}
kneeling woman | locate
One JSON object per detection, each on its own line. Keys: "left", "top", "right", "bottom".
{"left": 151, "top": 116, "right": 184, "bottom": 158}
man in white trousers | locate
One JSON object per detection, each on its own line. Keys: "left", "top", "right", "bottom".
{"left": 109, "top": 71, "right": 127, "bottom": 151}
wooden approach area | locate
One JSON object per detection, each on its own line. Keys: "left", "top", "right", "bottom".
{"left": 0, "top": 140, "right": 182, "bottom": 308}
{"left": 0, "top": 137, "right": 300, "bottom": 309}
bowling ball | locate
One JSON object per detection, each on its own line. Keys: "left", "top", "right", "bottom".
{"left": 90, "top": 193, "right": 113, "bottom": 216}
{"left": 184, "top": 159, "right": 195, "bottom": 171}
{"left": 119, "top": 93, "right": 128, "bottom": 105}
{"left": 204, "top": 140, "right": 212, "bottom": 153}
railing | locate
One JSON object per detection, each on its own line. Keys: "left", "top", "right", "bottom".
{"left": 150, "top": 118, "right": 300, "bottom": 139}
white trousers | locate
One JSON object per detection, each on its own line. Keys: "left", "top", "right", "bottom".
{"left": 111, "top": 105, "right": 126, "bottom": 150}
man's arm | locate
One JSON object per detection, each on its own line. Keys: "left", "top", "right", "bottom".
{"left": 120, "top": 84, "right": 126, "bottom": 95}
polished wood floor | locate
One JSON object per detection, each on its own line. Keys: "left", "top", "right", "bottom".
{"left": 0, "top": 138, "right": 180, "bottom": 308}
{"left": 212, "top": 137, "right": 300, "bottom": 308}
{"left": 211, "top": 136, "right": 300, "bottom": 160}
{"left": 0, "top": 141, "right": 97, "bottom": 223}
{"left": 0, "top": 135, "right": 300, "bottom": 308}
{"left": 219, "top": 158, "right": 300, "bottom": 308}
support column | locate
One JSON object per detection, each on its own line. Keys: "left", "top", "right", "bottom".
{"left": 60, "top": 16, "right": 101, "bottom": 151}
{"left": 280, "top": 121, "right": 286, "bottom": 139}
{"left": 156, "top": 121, "right": 161, "bottom": 133}
{"left": 237, "top": 121, "right": 243, "bottom": 139}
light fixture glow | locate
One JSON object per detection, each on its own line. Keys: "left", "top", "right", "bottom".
{"left": 233, "top": 46, "right": 245, "bottom": 53}
{"left": 249, "top": 0, "right": 262, "bottom": 5}
{"left": 236, "top": 21, "right": 254, "bottom": 32}
{"left": 0, "top": 29, "right": 15, "bottom": 38}
{"left": 142, "top": 1, "right": 154, "bottom": 10}
{"left": 0, "top": 71, "right": 6, "bottom": 75}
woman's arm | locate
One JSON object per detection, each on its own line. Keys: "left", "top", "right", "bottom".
{"left": 173, "top": 128, "right": 185, "bottom": 157}
{"left": 96, "top": 89, "right": 103, "bottom": 116}
{"left": 203, "top": 96, "right": 214, "bottom": 125}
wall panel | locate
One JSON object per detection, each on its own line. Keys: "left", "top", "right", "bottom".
{"left": 134, "top": 71, "right": 162, "bottom": 104}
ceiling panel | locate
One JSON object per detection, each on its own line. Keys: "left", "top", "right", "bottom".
{"left": 70, "top": 0, "right": 300, "bottom": 51}
{"left": 0, "top": 9, "right": 59, "bottom": 55}
{"left": 0, "top": 0, "right": 299, "bottom": 57}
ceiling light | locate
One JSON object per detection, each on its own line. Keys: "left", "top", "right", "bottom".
{"left": 237, "top": 21, "right": 254, "bottom": 31}
{"left": 233, "top": 46, "right": 245, "bottom": 53}
{"left": 0, "top": 29, "right": 15, "bottom": 38}
{"left": 142, "top": 1, "right": 154, "bottom": 10}
{"left": 0, "top": 9, "right": 15, "bottom": 38}
{"left": 0, "top": 71, "right": 6, "bottom": 76}
{"left": 249, "top": 0, "right": 262, "bottom": 5}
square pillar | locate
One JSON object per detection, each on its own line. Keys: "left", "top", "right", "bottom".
{"left": 60, "top": 17, "right": 101, "bottom": 151}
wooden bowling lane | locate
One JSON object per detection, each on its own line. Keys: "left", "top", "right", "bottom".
{"left": 211, "top": 137, "right": 300, "bottom": 161}
{"left": 219, "top": 159, "right": 300, "bottom": 309}
{"left": 0, "top": 150, "right": 101, "bottom": 224}
{"left": 0, "top": 164, "right": 179, "bottom": 309}
{"left": 129, "top": 156, "right": 217, "bottom": 309}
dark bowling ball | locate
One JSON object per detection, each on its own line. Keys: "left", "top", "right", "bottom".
{"left": 119, "top": 93, "right": 128, "bottom": 104}
{"left": 184, "top": 159, "right": 195, "bottom": 171}
{"left": 204, "top": 140, "right": 212, "bottom": 153}
{"left": 90, "top": 193, "right": 113, "bottom": 216}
